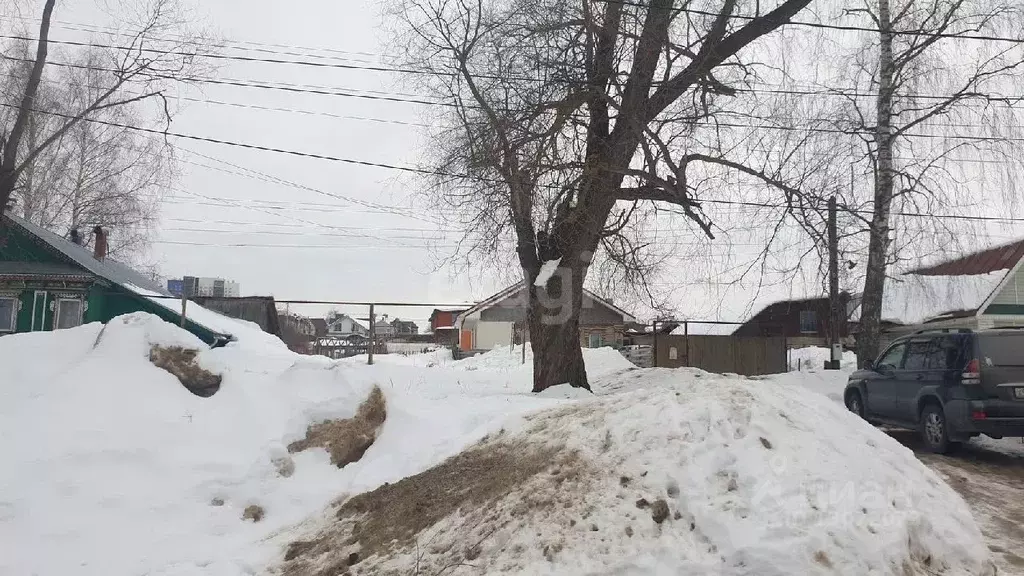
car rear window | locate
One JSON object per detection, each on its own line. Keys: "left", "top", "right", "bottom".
{"left": 979, "top": 334, "right": 1024, "bottom": 367}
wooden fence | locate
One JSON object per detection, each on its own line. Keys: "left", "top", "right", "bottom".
{"left": 653, "top": 335, "right": 787, "bottom": 376}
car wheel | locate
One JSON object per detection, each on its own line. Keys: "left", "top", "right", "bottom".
{"left": 920, "top": 404, "right": 960, "bottom": 454}
{"left": 845, "top": 390, "right": 865, "bottom": 419}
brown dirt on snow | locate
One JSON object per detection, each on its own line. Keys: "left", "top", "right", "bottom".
{"left": 288, "top": 386, "right": 387, "bottom": 468}
{"left": 149, "top": 345, "right": 222, "bottom": 397}
{"left": 279, "top": 436, "right": 588, "bottom": 576}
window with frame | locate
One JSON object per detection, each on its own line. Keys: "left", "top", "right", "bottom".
{"left": 925, "top": 337, "right": 961, "bottom": 370}
{"left": 0, "top": 296, "right": 16, "bottom": 332}
{"left": 799, "top": 310, "right": 817, "bottom": 334}
{"left": 588, "top": 333, "right": 603, "bottom": 348}
{"left": 55, "top": 298, "right": 84, "bottom": 330}
{"left": 902, "top": 341, "right": 932, "bottom": 370}
{"left": 876, "top": 343, "right": 907, "bottom": 370}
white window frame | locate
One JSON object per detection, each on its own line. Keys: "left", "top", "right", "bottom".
{"left": 53, "top": 297, "right": 85, "bottom": 330}
{"left": 0, "top": 296, "right": 18, "bottom": 333}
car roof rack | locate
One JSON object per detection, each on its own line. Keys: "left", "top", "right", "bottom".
{"left": 912, "top": 327, "right": 973, "bottom": 335}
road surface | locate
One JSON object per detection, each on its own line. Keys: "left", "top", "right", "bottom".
{"left": 889, "top": 430, "right": 1024, "bottom": 575}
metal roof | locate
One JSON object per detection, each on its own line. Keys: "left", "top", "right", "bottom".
{"left": 908, "top": 239, "right": 1024, "bottom": 276}
{"left": 3, "top": 214, "right": 169, "bottom": 295}
{"left": 0, "top": 261, "right": 94, "bottom": 278}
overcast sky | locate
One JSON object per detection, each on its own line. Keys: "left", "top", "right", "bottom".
{"left": 9, "top": 0, "right": 1024, "bottom": 330}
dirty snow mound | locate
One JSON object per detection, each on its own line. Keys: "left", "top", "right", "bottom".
{"left": 280, "top": 371, "right": 994, "bottom": 575}
{"left": 288, "top": 386, "right": 387, "bottom": 467}
{"left": 0, "top": 314, "right": 378, "bottom": 576}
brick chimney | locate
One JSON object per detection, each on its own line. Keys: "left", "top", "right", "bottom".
{"left": 92, "top": 225, "right": 107, "bottom": 260}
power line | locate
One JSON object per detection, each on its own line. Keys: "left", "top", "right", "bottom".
{"left": 19, "top": 52, "right": 1024, "bottom": 122}
{"left": 0, "top": 55, "right": 452, "bottom": 107}
{"left": 175, "top": 148, "right": 436, "bottom": 224}
{"left": 5, "top": 102, "right": 1024, "bottom": 225}
{"left": 153, "top": 239, "right": 460, "bottom": 249}
{"left": 6, "top": 3, "right": 1024, "bottom": 85}
{"left": 161, "top": 216, "right": 444, "bottom": 232}
{"left": 599, "top": 0, "right": 1024, "bottom": 43}
{"left": 2, "top": 14, "right": 385, "bottom": 62}
{"left": 0, "top": 34, "right": 438, "bottom": 77}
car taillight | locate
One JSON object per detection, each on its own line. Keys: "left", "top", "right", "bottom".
{"left": 962, "top": 358, "right": 981, "bottom": 385}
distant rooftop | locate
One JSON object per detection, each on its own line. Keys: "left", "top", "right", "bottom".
{"left": 908, "top": 239, "right": 1024, "bottom": 276}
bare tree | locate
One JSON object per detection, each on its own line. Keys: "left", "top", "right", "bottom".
{"left": 1, "top": 0, "right": 206, "bottom": 230}
{"left": 8, "top": 48, "right": 175, "bottom": 260}
{"left": 818, "top": 0, "right": 1024, "bottom": 366}
{"left": 395, "top": 0, "right": 818, "bottom": 392}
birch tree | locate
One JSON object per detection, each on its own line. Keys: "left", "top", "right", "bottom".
{"left": 7, "top": 49, "right": 174, "bottom": 259}
{"left": 833, "top": 0, "right": 1024, "bottom": 366}
{"left": 1, "top": 0, "right": 206, "bottom": 225}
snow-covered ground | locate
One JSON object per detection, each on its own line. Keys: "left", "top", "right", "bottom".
{"left": 787, "top": 346, "right": 858, "bottom": 372}
{"left": 0, "top": 322, "right": 998, "bottom": 575}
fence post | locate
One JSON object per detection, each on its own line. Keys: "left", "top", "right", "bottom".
{"left": 180, "top": 294, "right": 187, "bottom": 328}
{"left": 683, "top": 321, "right": 689, "bottom": 368}
{"left": 368, "top": 303, "right": 375, "bottom": 366}
{"left": 652, "top": 320, "right": 658, "bottom": 368}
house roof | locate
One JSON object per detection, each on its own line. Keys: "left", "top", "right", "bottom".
{"left": 3, "top": 214, "right": 240, "bottom": 343}
{"left": 844, "top": 270, "right": 1008, "bottom": 325}
{"left": 4, "top": 214, "right": 169, "bottom": 295}
{"left": 908, "top": 239, "right": 1024, "bottom": 276}
{"left": 328, "top": 314, "right": 367, "bottom": 332}
{"left": 0, "top": 260, "right": 93, "bottom": 279}
{"left": 459, "top": 281, "right": 637, "bottom": 324}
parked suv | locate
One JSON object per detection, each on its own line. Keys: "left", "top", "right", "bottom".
{"left": 844, "top": 328, "right": 1024, "bottom": 453}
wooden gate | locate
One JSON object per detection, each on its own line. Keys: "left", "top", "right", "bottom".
{"left": 654, "top": 335, "right": 787, "bottom": 375}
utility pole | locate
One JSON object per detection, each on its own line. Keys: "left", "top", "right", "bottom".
{"left": 368, "top": 303, "right": 375, "bottom": 366}
{"left": 827, "top": 196, "right": 841, "bottom": 370}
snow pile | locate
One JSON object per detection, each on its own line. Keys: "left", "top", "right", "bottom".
{"left": 124, "top": 282, "right": 286, "bottom": 349}
{"left": 0, "top": 314, "right": 374, "bottom": 575}
{"left": 453, "top": 344, "right": 637, "bottom": 378}
{"left": 280, "top": 368, "right": 994, "bottom": 576}
{"left": 0, "top": 313, "right": 995, "bottom": 575}
{"left": 788, "top": 346, "right": 858, "bottom": 371}
{"left": 0, "top": 314, "right": 566, "bottom": 576}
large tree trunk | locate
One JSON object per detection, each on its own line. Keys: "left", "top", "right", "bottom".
{"left": 859, "top": 0, "right": 895, "bottom": 368}
{"left": 526, "top": 246, "right": 590, "bottom": 393}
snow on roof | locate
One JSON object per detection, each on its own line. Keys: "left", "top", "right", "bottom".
{"left": 461, "top": 281, "right": 636, "bottom": 324}
{"left": 909, "top": 238, "right": 1024, "bottom": 276}
{"left": 670, "top": 322, "right": 737, "bottom": 336}
{"left": 124, "top": 283, "right": 285, "bottom": 349}
{"left": 873, "top": 271, "right": 1007, "bottom": 324}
